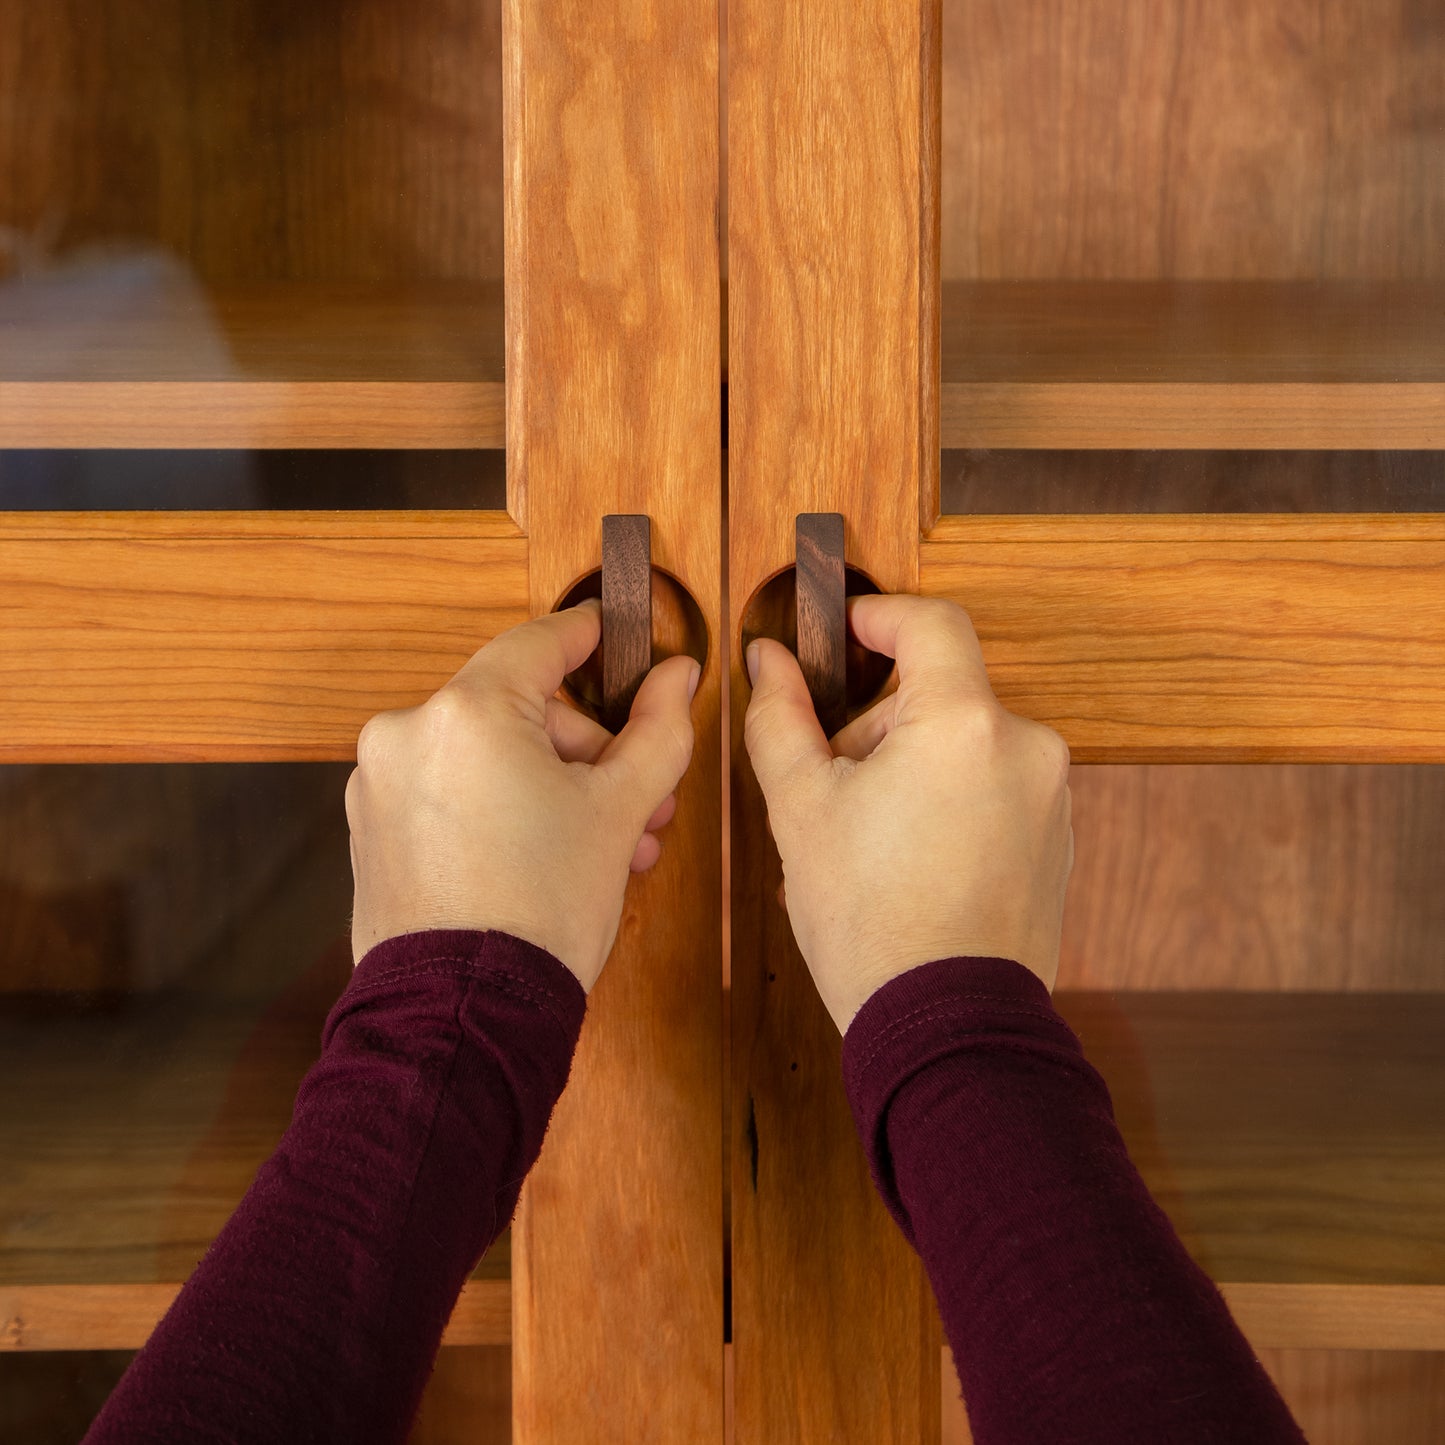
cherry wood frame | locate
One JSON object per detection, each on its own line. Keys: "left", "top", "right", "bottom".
{"left": 3, "top": 0, "right": 1445, "bottom": 1439}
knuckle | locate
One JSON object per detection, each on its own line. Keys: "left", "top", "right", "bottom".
{"left": 354, "top": 713, "right": 393, "bottom": 772}
{"left": 1028, "top": 720, "right": 1072, "bottom": 780}
{"left": 419, "top": 685, "right": 494, "bottom": 750}
{"left": 947, "top": 696, "right": 1007, "bottom": 749}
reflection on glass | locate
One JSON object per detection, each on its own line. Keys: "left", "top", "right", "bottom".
{"left": 0, "top": 450, "right": 506, "bottom": 511}
{"left": 0, "top": 764, "right": 353, "bottom": 1286}
{"left": 1057, "top": 764, "right": 1445, "bottom": 1288}
{"left": 0, "top": 1348, "right": 510, "bottom": 1443}
{"left": 0, "top": 764, "right": 509, "bottom": 1435}
{"left": 941, "top": 450, "right": 1445, "bottom": 514}
{"left": 940, "top": 6, "right": 1445, "bottom": 510}
{"left": 0, "top": 3, "right": 504, "bottom": 497}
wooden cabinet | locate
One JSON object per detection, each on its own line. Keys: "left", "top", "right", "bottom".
{"left": 2, "top": 0, "right": 1443, "bottom": 1440}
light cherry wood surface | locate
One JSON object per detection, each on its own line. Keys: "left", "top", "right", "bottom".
{"left": 0, "top": 511, "right": 527, "bottom": 761}
{"left": 503, "top": 2, "right": 724, "bottom": 1441}
{"left": 921, "top": 515, "right": 1445, "bottom": 762}
{"left": 728, "top": 0, "right": 941, "bottom": 1438}
{"left": 0, "top": 1282, "right": 510, "bottom": 1353}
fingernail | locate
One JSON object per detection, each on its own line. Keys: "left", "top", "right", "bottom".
{"left": 687, "top": 662, "right": 702, "bottom": 701}
{"left": 746, "top": 641, "right": 761, "bottom": 686}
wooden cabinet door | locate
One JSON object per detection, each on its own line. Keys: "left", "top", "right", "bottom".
{"left": 0, "top": 2, "right": 722, "bottom": 1440}
{"left": 727, "top": 2, "right": 1445, "bottom": 1442}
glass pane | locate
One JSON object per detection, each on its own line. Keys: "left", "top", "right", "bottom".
{"left": 0, "top": 3, "right": 503, "bottom": 482}
{"left": 0, "top": 1348, "right": 511, "bottom": 1442}
{"left": 941, "top": 6, "right": 1445, "bottom": 508}
{"left": 0, "top": 450, "right": 506, "bottom": 510}
{"left": 1056, "top": 764, "right": 1445, "bottom": 1289}
{"left": 0, "top": 764, "right": 512, "bottom": 1291}
{"left": 941, "top": 450, "right": 1445, "bottom": 514}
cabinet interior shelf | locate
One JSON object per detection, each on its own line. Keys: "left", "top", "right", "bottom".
{"left": 3, "top": 282, "right": 1441, "bottom": 451}
{"left": 0, "top": 282, "right": 507, "bottom": 450}
{"left": 3, "top": 989, "right": 1443, "bottom": 1353}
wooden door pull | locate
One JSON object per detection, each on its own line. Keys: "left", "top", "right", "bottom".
{"left": 796, "top": 512, "right": 847, "bottom": 736}
{"left": 602, "top": 514, "right": 652, "bottom": 732}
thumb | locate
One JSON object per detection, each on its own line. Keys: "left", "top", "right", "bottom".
{"left": 599, "top": 653, "right": 699, "bottom": 826}
{"left": 743, "top": 638, "right": 831, "bottom": 802}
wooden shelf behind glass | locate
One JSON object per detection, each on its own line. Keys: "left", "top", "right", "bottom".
{"left": 0, "top": 991, "right": 509, "bottom": 1351}
{"left": 940, "top": 281, "right": 1445, "bottom": 450}
{"left": 6, "top": 280, "right": 1442, "bottom": 453}
{"left": 0, "top": 282, "right": 505, "bottom": 449}
{"left": 4, "top": 988, "right": 1443, "bottom": 1352}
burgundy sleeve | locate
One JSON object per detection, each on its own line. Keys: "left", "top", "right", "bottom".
{"left": 842, "top": 956, "right": 1307, "bottom": 1445}
{"left": 85, "top": 928, "right": 585, "bottom": 1445}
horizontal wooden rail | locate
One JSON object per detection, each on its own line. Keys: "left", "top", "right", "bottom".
{"left": 921, "top": 515, "right": 1445, "bottom": 762}
{"left": 0, "top": 283, "right": 505, "bottom": 449}
{"left": 0, "top": 512, "right": 528, "bottom": 761}
{"left": 0, "top": 1280, "right": 510, "bottom": 1352}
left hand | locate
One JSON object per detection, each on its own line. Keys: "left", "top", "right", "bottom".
{"left": 346, "top": 600, "right": 700, "bottom": 990}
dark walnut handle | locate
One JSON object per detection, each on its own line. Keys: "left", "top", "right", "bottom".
{"left": 795, "top": 512, "right": 846, "bottom": 736}
{"left": 601, "top": 514, "right": 652, "bottom": 732}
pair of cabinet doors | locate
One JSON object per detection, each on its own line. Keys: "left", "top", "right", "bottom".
{"left": 3, "top": 0, "right": 1445, "bottom": 1440}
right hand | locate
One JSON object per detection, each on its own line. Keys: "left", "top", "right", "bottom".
{"left": 743, "top": 594, "right": 1074, "bottom": 1033}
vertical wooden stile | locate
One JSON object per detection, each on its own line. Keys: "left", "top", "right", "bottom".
{"left": 728, "top": 0, "right": 943, "bottom": 1439}
{"left": 504, "top": 3, "right": 724, "bottom": 1441}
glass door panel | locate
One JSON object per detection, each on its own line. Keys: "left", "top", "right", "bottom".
{"left": 939, "top": 1, "right": 1445, "bottom": 514}
{"left": 0, "top": 0, "right": 505, "bottom": 490}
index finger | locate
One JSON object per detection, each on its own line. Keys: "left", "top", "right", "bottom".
{"left": 449, "top": 600, "right": 602, "bottom": 714}
{"left": 847, "top": 593, "right": 995, "bottom": 703}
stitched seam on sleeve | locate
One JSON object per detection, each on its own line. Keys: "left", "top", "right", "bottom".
{"left": 851, "top": 999, "right": 1065, "bottom": 1081}
{"left": 346, "top": 957, "right": 576, "bottom": 1038}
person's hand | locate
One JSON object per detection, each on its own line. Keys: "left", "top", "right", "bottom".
{"left": 743, "top": 593, "right": 1073, "bottom": 1032}
{"left": 346, "top": 601, "right": 700, "bottom": 990}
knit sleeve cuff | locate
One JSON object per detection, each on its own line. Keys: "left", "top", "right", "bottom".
{"left": 333, "top": 927, "right": 588, "bottom": 1094}
{"left": 840, "top": 957, "right": 1077, "bottom": 1245}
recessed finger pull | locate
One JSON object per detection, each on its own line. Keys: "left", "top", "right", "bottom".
{"left": 602, "top": 514, "right": 652, "bottom": 732}
{"left": 795, "top": 512, "right": 846, "bottom": 736}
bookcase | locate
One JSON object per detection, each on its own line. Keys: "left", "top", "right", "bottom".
{"left": 2, "top": 1, "right": 1442, "bottom": 1440}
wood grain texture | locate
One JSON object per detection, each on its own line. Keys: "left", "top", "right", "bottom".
{"left": 1258, "top": 1349, "right": 1445, "bottom": 1444}
{"left": 728, "top": 0, "right": 941, "bottom": 1437}
{"left": 920, "top": 515, "right": 1445, "bottom": 762}
{"left": 0, "top": 282, "right": 504, "bottom": 448}
{"left": 600, "top": 515, "right": 651, "bottom": 732}
{"left": 0, "top": 0, "right": 504, "bottom": 283}
{"left": 0, "top": 512, "right": 527, "bottom": 761}
{"left": 794, "top": 513, "right": 846, "bottom": 736}
{"left": 1054, "top": 993, "right": 1445, "bottom": 1292}
{"left": 0, "top": 1281, "right": 509, "bottom": 1353}
{"left": 1061, "top": 765, "right": 1445, "bottom": 992}
{"left": 504, "top": 3, "right": 723, "bottom": 1440}
{"left": 1230, "top": 1287, "right": 1445, "bottom": 1353}
{"left": 939, "top": 281, "right": 1445, "bottom": 448}
{"left": 944, "top": 1345, "right": 1445, "bottom": 1444}
{"left": 941, "top": 0, "right": 1445, "bottom": 280}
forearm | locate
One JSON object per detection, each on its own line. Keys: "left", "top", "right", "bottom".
{"left": 85, "top": 929, "right": 585, "bottom": 1445}
{"left": 843, "top": 957, "right": 1306, "bottom": 1445}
